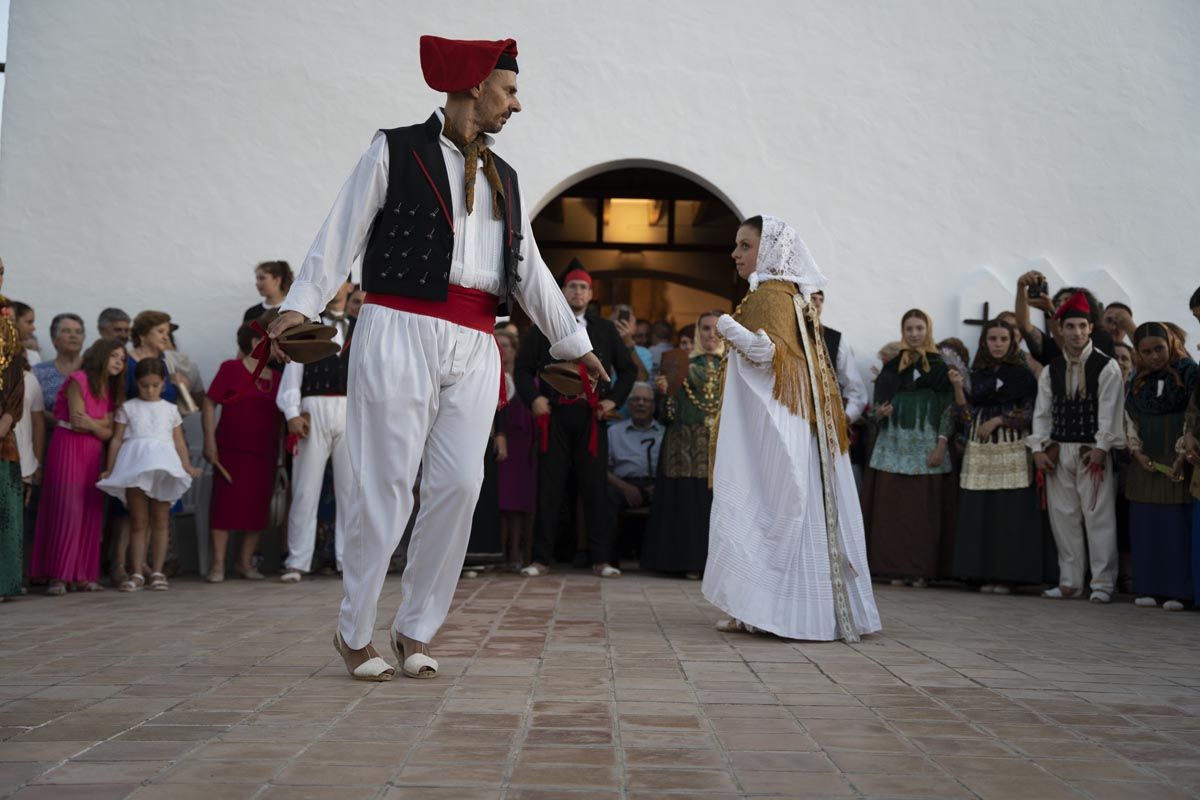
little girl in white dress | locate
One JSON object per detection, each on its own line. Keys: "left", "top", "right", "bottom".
{"left": 98, "top": 358, "right": 199, "bottom": 591}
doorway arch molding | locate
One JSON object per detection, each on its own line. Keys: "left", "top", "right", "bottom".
{"left": 531, "top": 158, "right": 744, "bottom": 223}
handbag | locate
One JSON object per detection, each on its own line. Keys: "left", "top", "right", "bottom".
{"left": 960, "top": 425, "right": 1031, "bottom": 491}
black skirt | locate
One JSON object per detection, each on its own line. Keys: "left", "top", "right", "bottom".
{"left": 952, "top": 485, "right": 1047, "bottom": 584}
{"left": 640, "top": 476, "right": 712, "bottom": 574}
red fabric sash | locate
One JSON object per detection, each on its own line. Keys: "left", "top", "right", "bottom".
{"left": 365, "top": 287, "right": 505, "bottom": 408}
{"left": 225, "top": 321, "right": 272, "bottom": 404}
{"left": 553, "top": 363, "right": 600, "bottom": 458}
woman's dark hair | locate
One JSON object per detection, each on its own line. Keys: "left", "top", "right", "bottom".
{"left": 1107, "top": 301, "right": 1132, "bottom": 315}
{"left": 256, "top": 260, "right": 294, "bottom": 294}
{"left": 970, "top": 319, "right": 1019, "bottom": 369}
{"left": 1132, "top": 321, "right": 1184, "bottom": 391}
{"left": 79, "top": 338, "right": 127, "bottom": 407}
{"left": 134, "top": 357, "right": 168, "bottom": 382}
{"left": 131, "top": 310, "right": 172, "bottom": 347}
{"left": 11, "top": 301, "right": 31, "bottom": 321}
{"left": 740, "top": 215, "right": 763, "bottom": 234}
{"left": 238, "top": 308, "right": 279, "bottom": 355}
{"left": 1190, "top": 286, "right": 1200, "bottom": 310}
{"left": 678, "top": 323, "right": 696, "bottom": 342}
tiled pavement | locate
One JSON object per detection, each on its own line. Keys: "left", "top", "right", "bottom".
{"left": 1, "top": 573, "right": 1199, "bottom": 799}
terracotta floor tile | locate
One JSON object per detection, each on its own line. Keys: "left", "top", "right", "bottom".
{"left": 517, "top": 746, "right": 618, "bottom": 767}
{"left": 159, "top": 758, "right": 280, "bottom": 783}
{"left": 848, "top": 772, "right": 974, "bottom": 798}
{"left": 625, "top": 767, "right": 738, "bottom": 792}
{"left": 718, "top": 731, "right": 819, "bottom": 751}
{"left": 730, "top": 750, "right": 836, "bottom": 772}
{"left": 275, "top": 762, "right": 397, "bottom": 786}
{"left": 394, "top": 762, "right": 506, "bottom": 787}
{"left": 127, "top": 785, "right": 259, "bottom": 800}
{"left": 509, "top": 763, "right": 620, "bottom": 787}
{"left": 826, "top": 751, "right": 942, "bottom": 774}
{"left": 736, "top": 769, "right": 855, "bottom": 795}
{"left": 622, "top": 747, "right": 726, "bottom": 769}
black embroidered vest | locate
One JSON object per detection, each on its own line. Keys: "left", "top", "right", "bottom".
{"left": 823, "top": 326, "right": 842, "bottom": 370}
{"left": 360, "top": 114, "right": 523, "bottom": 316}
{"left": 1049, "top": 349, "right": 1110, "bottom": 443}
{"left": 300, "top": 318, "right": 354, "bottom": 398}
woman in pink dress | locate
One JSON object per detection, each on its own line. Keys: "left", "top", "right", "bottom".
{"left": 201, "top": 318, "right": 282, "bottom": 582}
{"left": 32, "top": 339, "right": 127, "bottom": 595}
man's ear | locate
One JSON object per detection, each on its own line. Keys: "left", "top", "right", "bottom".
{"left": 468, "top": 81, "right": 485, "bottom": 99}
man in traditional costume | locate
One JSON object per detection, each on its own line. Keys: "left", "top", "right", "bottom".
{"left": 276, "top": 285, "right": 355, "bottom": 582}
{"left": 704, "top": 215, "right": 880, "bottom": 641}
{"left": 270, "top": 36, "right": 606, "bottom": 680}
{"left": 1028, "top": 291, "right": 1124, "bottom": 603}
{"left": 809, "top": 291, "right": 867, "bottom": 424}
{"left": 515, "top": 261, "right": 636, "bottom": 578}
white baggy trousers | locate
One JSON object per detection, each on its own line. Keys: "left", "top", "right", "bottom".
{"left": 1045, "top": 442, "right": 1118, "bottom": 593}
{"left": 339, "top": 303, "right": 499, "bottom": 648}
{"left": 284, "top": 395, "right": 351, "bottom": 574}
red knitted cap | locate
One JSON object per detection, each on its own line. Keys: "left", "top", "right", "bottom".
{"left": 420, "top": 36, "right": 519, "bottom": 93}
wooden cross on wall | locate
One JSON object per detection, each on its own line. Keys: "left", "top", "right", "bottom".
{"left": 963, "top": 301, "right": 990, "bottom": 329}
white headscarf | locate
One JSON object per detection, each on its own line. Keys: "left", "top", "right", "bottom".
{"left": 748, "top": 214, "right": 828, "bottom": 300}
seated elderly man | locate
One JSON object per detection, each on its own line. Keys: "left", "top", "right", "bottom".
{"left": 606, "top": 382, "right": 664, "bottom": 527}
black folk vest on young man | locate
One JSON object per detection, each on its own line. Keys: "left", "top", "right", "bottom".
{"left": 1048, "top": 349, "right": 1110, "bottom": 444}
{"left": 299, "top": 318, "right": 355, "bottom": 398}
{"left": 360, "top": 114, "right": 523, "bottom": 317}
{"left": 823, "top": 327, "right": 842, "bottom": 371}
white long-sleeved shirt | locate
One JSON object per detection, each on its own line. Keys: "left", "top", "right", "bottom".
{"left": 275, "top": 311, "right": 348, "bottom": 421}
{"left": 1027, "top": 342, "right": 1125, "bottom": 452}
{"left": 834, "top": 339, "right": 867, "bottom": 424}
{"left": 280, "top": 110, "right": 590, "bottom": 362}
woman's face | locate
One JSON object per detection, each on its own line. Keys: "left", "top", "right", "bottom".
{"left": 141, "top": 323, "right": 172, "bottom": 355}
{"left": 985, "top": 327, "right": 1012, "bottom": 360}
{"left": 107, "top": 348, "right": 126, "bottom": 376}
{"left": 731, "top": 225, "right": 760, "bottom": 281}
{"left": 54, "top": 319, "right": 85, "bottom": 356}
{"left": 1115, "top": 345, "right": 1134, "bottom": 379}
{"left": 902, "top": 316, "right": 928, "bottom": 349}
{"left": 1136, "top": 335, "right": 1170, "bottom": 373}
{"left": 678, "top": 334, "right": 693, "bottom": 352}
{"left": 697, "top": 314, "right": 721, "bottom": 353}
{"left": 497, "top": 335, "right": 515, "bottom": 365}
{"left": 15, "top": 309, "right": 35, "bottom": 340}
{"left": 256, "top": 268, "right": 281, "bottom": 299}
{"left": 137, "top": 374, "right": 164, "bottom": 402}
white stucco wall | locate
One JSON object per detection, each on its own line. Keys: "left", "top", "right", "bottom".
{"left": 2, "top": 0, "right": 1198, "bottom": 380}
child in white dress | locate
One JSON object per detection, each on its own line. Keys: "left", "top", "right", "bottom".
{"left": 98, "top": 359, "right": 199, "bottom": 591}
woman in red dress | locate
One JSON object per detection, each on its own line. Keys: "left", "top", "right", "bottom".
{"left": 202, "top": 316, "right": 282, "bottom": 582}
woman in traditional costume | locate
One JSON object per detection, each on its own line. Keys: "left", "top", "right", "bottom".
{"left": 863, "top": 309, "right": 956, "bottom": 587}
{"left": 0, "top": 295, "right": 27, "bottom": 600}
{"left": 641, "top": 310, "right": 724, "bottom": 578}
{"left": 703, "top": 215, "right": 880, "bottom": 642}
{"left": 1125, "top": 322, "right": 1197, "bottom": 610}
{"left": 950, "top": 319, "right": 1045, "bottom": 593}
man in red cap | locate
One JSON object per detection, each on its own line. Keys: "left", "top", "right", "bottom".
{"left": 269, "top": 36, "right": 608, "bottom": 681}
{"left": 1027, "top": 292, "right": 1124, "bottom": 604}
{"left": 513, "top": 260, "right": 636, "bottom": 579}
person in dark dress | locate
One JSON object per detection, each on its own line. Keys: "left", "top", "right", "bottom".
{"left": 495, "top": 328, "right": 536, "bottom": 570}
{"left": 949, "top": 319, "right": 1046, "bottom": 592}
{"left": 515, "top": 261, "right": 635, "bottom": 578}
{"left": 641, "top": 311, "right": 723, "bottom": 578}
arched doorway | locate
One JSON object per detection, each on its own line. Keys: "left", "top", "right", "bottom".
{"left": 529, "top": 164, "right": 744, "bottom": 333}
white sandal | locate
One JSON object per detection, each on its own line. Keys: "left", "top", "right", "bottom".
{"left": 716, "top": 618, "right": 759, "bottom": 634}
{"left": 520, "top": 563, "right": 549, "bottom": 577}
{"left": 333, "top": 631, "right": 395, "bottom": 682}
{"left": 119, "top": 574, "right": 145, "bottom": 593}
{"left": 389, "top": 629, "right": 438, "bottom": 679}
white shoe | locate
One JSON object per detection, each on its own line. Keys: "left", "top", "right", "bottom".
{"left": 1042, "top": 586, "right": 1078, "bottom": 599}
{"left": 889, "top": 579, "right": 906, "bottom": 587}
{"left": 1089, "top": 590, "right": 1112, "bottom": 604}
{"left": 520, "top": 563, "right": 549, "bottom": 577}
{"left": 1134, "top": 596, "right": 1157, "bottom": 608}
{"left": 280, "top": 570, "right": 302, "bottom": 583}
{"left": 593, "top": 564, "right": 622, "bottom": 578}
{"left": 389, "top": 629, "right": 438, "bottom": 679}
{"left": 991, "top": 584, "right": 1011, "bottom": 595}
{"left": 911, "top": 578, "right": 928, "bottom": 589}
{"left": 1163, "top": 600, "right": 1185, "bottom": 612}
{"left": 979, "top": 584, "right": 996, "bottom": 594}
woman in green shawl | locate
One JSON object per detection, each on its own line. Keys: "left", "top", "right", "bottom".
{"left": 863, "top": 309, "right": 956, "bottom": 587}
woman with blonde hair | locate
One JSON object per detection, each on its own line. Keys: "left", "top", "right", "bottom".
{"left": 863, "top": 309, "right": 956, "bottom": 587}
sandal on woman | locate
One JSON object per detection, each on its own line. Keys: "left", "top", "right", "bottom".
{"left": 120, "top": 574, "right": 146, "bottom": 593}
{"left": 716, "top": 618, "right": 759, "bottom": 634}
{"left": 234, "top": 565, "right": 264, "bottom": 581}
{"left": 206, "top": 565, "right": 225, "bottom": 583}
{"left": 519, "top": 562, "right": 549, "bottom": 577}
{"left": 333, "top": 630, "right": 395, "bottom": 682}
{"left": 148, "top": 572, "right": 169, "bottom": 591}
{"left": 389, "top": 629, "right": 438, "bottom": 679}
{"left": 45, "top": 582, "right": 67, "bottom": 597}
{"left": 75, "top": 581, "right": 105, "bottom": 592}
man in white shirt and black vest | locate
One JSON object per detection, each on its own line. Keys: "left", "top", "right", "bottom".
{"left": 1028, "top": 291, "right": 1125, "bottom": 604}
{"left": 514, "top": 262, "right": 636, "bottom": 578}
{"left": 269, "top": 36, "right": 607, "bottom": 681}
{"left": 277, "top": 281, "right": 354, "bottom": 582}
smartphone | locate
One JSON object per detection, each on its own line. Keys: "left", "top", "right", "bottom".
{"left": 1029, "top": 281, "right": 1049, "bottom": 299}
{"left": 618, "top": 309, "right": 632, "bottom": 323}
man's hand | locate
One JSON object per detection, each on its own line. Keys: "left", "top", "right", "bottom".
{"left": 1131, "top": 450, "right": 1155, "bottom": 473}
{"left": 1033, "top": 451, "right": 1056, "bottom": 473}
{"left": 1082, "top": 447, "right": 1107, "bottom": 469}
{"left": 573, "top": 351, "right": 611, "bottom": 385}
{"left": 287, "top": 416, "right": 310, "bottom": 439}
{"left": 597, "top": 399, "right": 617, "bottom": 419}
{"left": 531, "top": 396, "right": 551, "bottom": 417}
{"left": 875, "top": 401, "right": 894, "bottom": 419}
{"left": 948, "top": 368, "right": 964, "bottom": 389}
{"left": 0, "top": 414, "right": 11, "bottom": 440}
{"left": 494, "top": 433, "right": 508, "bottom": 463}
{"left": 654, "top": 375, "right": 668, "bottom": 394}
{"left": 268, "top": 310, "right": 307, "bottom": 363}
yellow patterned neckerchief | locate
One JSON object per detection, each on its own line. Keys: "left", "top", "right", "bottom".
{"left": 442, "top": 120, "right": 505, "bottom": 220}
